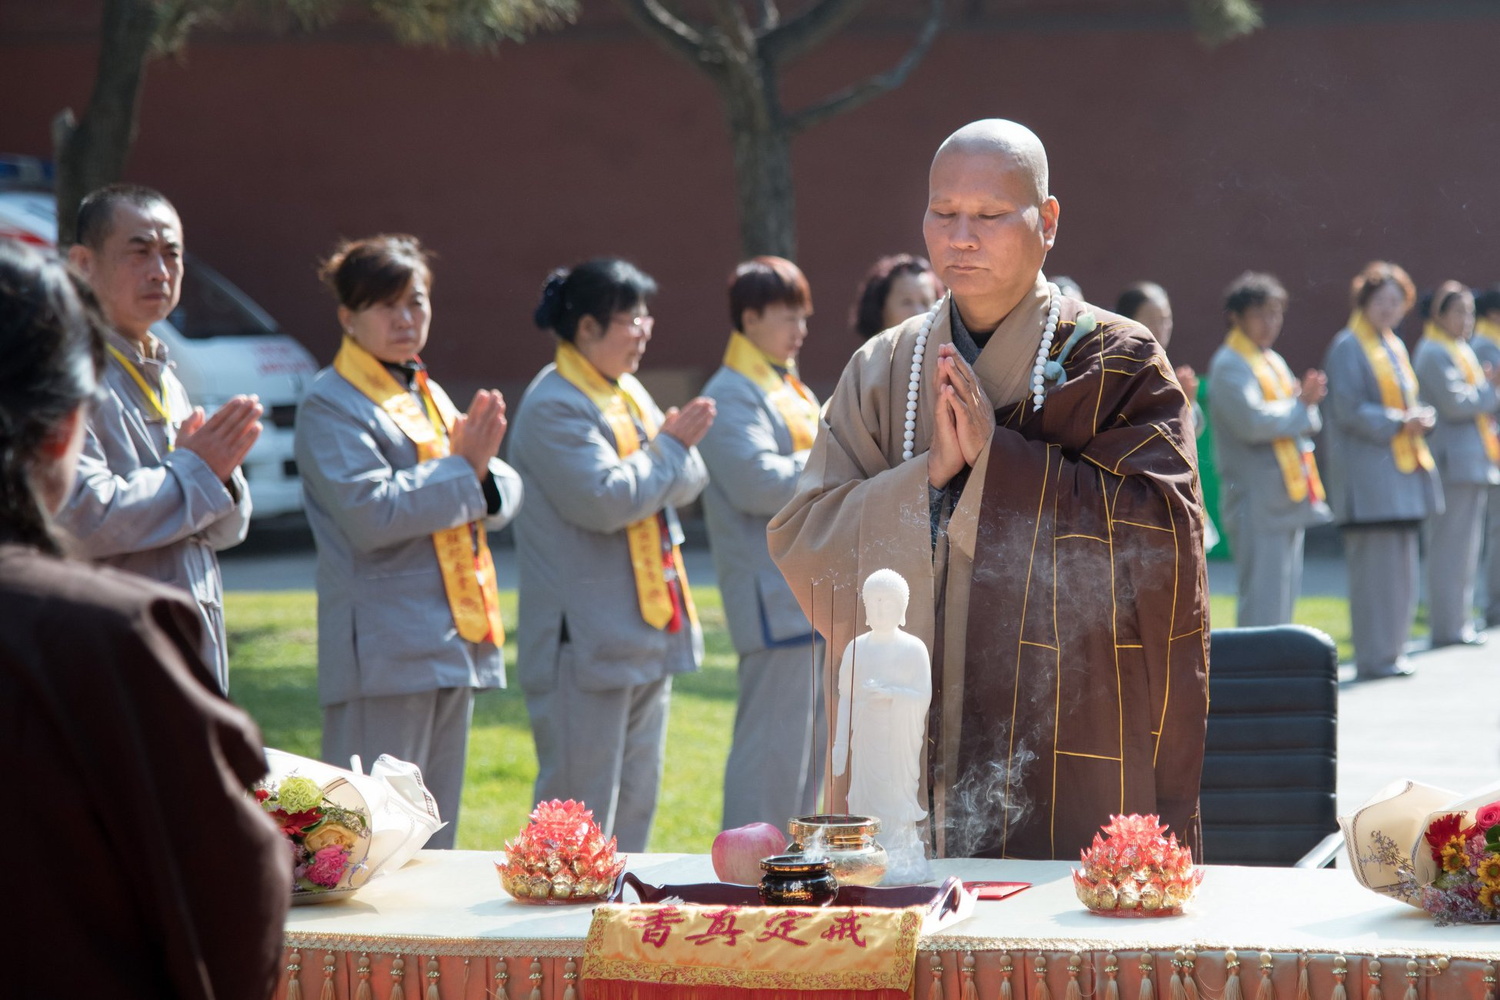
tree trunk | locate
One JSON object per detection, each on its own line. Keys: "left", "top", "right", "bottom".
{"left": 719, "top": 72, "right": 797, "bottom": 260}
{"left": 54, "top": 0, "right": 162, "bottom": 247}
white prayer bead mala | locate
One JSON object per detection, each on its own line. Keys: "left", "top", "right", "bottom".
{"left": 901, "top": 284, "right": 1062, "bottom": 462}
{"left": 900, "top": 296, "right": 943, "bottom": 461}
{"left": 1031, "top": 284, "right": 1063, "bottom": 412}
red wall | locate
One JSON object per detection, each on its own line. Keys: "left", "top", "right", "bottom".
{"left": 3, "top": 3, "right": 1498, "bottom": 404}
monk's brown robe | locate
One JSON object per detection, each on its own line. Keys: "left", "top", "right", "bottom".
{"left": 1, "top": 543, "right": 289, "bottom": 1000}
{"left": 948, "top": 305, "right": 1208, "bottom": 860}
{"left": 769, "top": 284, "right": 1208, "bottom": 861}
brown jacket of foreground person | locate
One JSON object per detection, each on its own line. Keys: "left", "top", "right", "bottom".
{"left": 0, "top": 544, "right": 288, "bottom": 1000}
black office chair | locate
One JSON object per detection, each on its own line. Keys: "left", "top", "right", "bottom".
{"left": 1200, "top": 624, "right": 1341, "bottom": 867}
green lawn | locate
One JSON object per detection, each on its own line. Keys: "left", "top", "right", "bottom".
{"left": 225, "top": 588, "right": 1353, "bottom": 854}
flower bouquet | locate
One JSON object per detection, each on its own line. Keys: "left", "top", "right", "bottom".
{"left": 256, "top": 773, "right": 373, "bottom": 902}
{"left": 497, "top": 799, "right": 625, "bottom": 904}
{"left": 1343, "top": 778, "right": 1500, "bottom": 925}
{"left": 1072, "top": 814, "right": 1203, "bottom": 917}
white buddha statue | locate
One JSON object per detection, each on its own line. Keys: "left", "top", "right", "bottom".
{"left": 831, "top": 568, "right": 932, "bottom": 883}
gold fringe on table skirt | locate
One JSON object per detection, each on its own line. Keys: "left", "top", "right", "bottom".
{"left": 272, "top": 948, "right": 1500, "bottom": 1000}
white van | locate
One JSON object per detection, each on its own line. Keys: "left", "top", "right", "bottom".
{"left": 0, "top": 165, "right": 317, "bottom": 520}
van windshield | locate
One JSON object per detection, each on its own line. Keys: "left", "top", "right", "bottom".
{"left": 169, "top": 256, "right": 280, "bottom": 339}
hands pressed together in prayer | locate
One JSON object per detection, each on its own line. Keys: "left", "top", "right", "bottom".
{"left": 1402, "top": 406, "right": 1437, "bottom": 434}
{"left": 1297, "top": 369, "right": 1327, "bottom": 406}
{"left": 927, "top": 343, "right": 995, "bottom": 489}
{"left": 451, "top": 389, "right": 508, "bottom": 479}
{"left": 660, "top": 396, "right": 717, "bottom": 449}
{"left": 179, "top": 394, "right": 263, "bottom": 484}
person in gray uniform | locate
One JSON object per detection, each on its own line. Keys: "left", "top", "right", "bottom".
{"left": 1207, "top": 272, "right": 1331, "bottom": 627}
{"left": 1413, "top": 281, "right": 1498, "bottom": 647}
{"left": 700, "top": 256, "right": 824, "bottom": 831}
{"left": 295, "top": 235, "right": 520, "bottom": 849}
{"left": 1322, "top": 261, "right": 1441, "bottom": 680}
{"left": 1471, "top": 285, "right": 1500, "bottom": 628}
{"left": 510, "top": 258, "right": 713, "bottom": 852}
{"left": 56, "top": 185, "right": 260, "bottom": 693}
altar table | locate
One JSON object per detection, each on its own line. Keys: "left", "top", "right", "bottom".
{"left": 276, "top": 852, "right": 1500, "bottom": 1000}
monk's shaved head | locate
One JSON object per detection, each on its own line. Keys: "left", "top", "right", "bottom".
{"left": 932, "top": 119, "right": 1049, "bottom": 205}
{"left": 923, "top": 118, "right": 1060, "bottom": 331}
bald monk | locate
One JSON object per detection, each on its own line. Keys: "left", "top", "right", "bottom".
{"left": 769, "top": 120, "right": 1209, "bottom": 861}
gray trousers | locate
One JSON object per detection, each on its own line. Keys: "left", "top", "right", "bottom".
{"left": 1426, "top": 481, "right": 1488, "bottom": 644}
{"left": 1226, "top": 513, "right": 1305, "bottom": 628}
{"left": 525, "top": 645, "right": 671, "bottom": 853}
{"left": 322, "top": 687, "right": 474, "bottom": 850}
{"left": 1344, "top": 525, "right": 1420, "bottom": 676}
{"left": 721, "top": 641, "right": 826, "bottom": 831}
{"left": 1486, "top": 483, "right": 1500, "bottom": 626}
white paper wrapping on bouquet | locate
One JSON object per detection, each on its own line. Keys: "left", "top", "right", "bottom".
{"left": 1340, "top": 776, "right": 1500, "bottom": 906}
{"left": 265, "top": 749, "right": 444, "bottom": 886}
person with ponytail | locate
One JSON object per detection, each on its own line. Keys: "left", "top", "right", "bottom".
{"left": 1322, "top": 261, "right": 1440, "bottom": 679}
{"left": 0, "top": 240, "right": 287, "bottom": 999}
{"left": 294, "top": 234, "right": 521, "bottom": 850}
{"left": 508, "top": 258, "right": 713, "bottom": 852}
{"left": 1413, "top": 281, "right": 1498, "bottom": 647}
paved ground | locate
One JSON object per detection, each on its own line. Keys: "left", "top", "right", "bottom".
{"left": 221, "top": 517, "right": 1500, "bottom": 829}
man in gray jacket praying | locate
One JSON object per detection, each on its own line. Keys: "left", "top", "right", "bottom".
{"left": 57, "top": 185, "right": 261, "bottom": 692}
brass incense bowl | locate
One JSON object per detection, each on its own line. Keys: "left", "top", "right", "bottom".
{"left": 787, "top": 814, "right": 888, "bottom": 887}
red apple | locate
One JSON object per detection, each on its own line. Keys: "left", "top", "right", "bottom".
{"left": 711, "top": 822, "right": 787, "bottom": 884}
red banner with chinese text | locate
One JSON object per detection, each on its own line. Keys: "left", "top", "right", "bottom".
{"left": 581, "top": 902, "right": 922, "bottom": 1000}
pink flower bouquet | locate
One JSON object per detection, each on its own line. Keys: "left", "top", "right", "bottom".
{"left": 255, "top": 773, "right": 372, "bottom": 901}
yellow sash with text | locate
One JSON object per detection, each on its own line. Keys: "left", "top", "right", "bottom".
{"left": 333, "top": 338, "right": 504, "bottom": 645}
{"left": 721, "top": 331, "right": 819, "bottom": 452}
{"left": 1423, "top": 323, "right": 1500, "bottom": 464}
{"left": 553, "top": 341, "right": 697, "bottom": 631}
{"left": 1225, "top": 329, "right": 1326, "bottom": 503}
{"left": 1349, "top": 312, "right": 1435, "bottom": 473}
{"left": 582, "top": 902, "right": 922, "bottom": 997}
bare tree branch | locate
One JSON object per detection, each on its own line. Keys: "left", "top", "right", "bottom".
{"left": 760, "top": 0, "right": 864, "bottom": 67}
{"left": 785, "top": 0, "right": 943, "bottom": 135}
{"left": 366, "top": 0, "right": 576, "bottom": 47}
{"left": 608, "top": 0, "right": 712, "bottom": 69}
{"left": 704, "top": 0, "right": 753, "bottom": 55}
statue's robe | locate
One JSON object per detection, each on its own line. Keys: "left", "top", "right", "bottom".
{"left": 769, "top": 278, "right": 1209, "bottom": 860}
